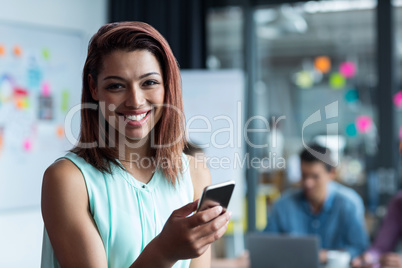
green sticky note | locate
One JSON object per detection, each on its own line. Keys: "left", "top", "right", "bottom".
{"left": 42, "top": 48, "right": 50, "bottom": 60}
{"left": 24, "top": 97, "right": 30, "bottom": 108}
{"left": 329, "top": 73, "right": 346, "bottom": 89}
{"left": 61, "top": 90, "right": 69, "bottom": 112}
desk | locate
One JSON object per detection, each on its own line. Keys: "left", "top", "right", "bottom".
{"left": 211, "top": 251, "right": 352, "bottom": 268}
{"left": 211, "top": 251, "right": 250, "bottom": 268}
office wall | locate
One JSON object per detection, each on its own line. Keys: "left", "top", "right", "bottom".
{"left": 0, "top": 1, "right": 107, "bottom": 267}
{"left": 0, "top": 0, "right": 107, "bottom": 42}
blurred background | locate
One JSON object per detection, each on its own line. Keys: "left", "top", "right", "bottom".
{"left": 1, "top": 0, "right": 402, "bottom": 267}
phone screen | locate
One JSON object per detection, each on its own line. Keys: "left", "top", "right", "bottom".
{"left": 197, "top": 181, "right": 235, "bottom": 212}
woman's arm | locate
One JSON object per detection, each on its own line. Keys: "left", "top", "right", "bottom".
{"left": 41, "top": 159, "right": 108, "bottom": 267}
{"left": 187, "top": 154, "right": 222, "bottom": 268}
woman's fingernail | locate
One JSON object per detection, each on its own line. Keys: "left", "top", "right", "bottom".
{"left": 216, "top": 206, "right": 223, "bottom": 214}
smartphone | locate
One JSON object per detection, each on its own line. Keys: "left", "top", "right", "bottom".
{"left": 196, "top": 180, "right": 235, "bottom": 213}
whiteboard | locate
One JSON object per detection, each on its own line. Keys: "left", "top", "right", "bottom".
{"left": 181, "top": 70, "right": 245, "bottom": 220}
{"left": 0, "top": 22, "right": 84, "bottom": 210}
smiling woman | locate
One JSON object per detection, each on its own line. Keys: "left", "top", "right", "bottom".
{"left": 74, "top": 22, "right": 185, "bottom": 179}
{"left": 40, "top": 22, "right": 231, "bottom": 268}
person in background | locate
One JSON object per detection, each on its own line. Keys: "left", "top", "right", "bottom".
{"left": 352, "top": 192, "right": 402, "bottom": 268}
{"left": 41, "top": 22, "right": 231, "bottom": 268}
{"left": 264, "top": 144, "right": 368, "bottom": 264}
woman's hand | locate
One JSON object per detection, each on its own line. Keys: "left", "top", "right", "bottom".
{"left": 351, "top": 253, "right": 373, "bottom": 268}
{"left": 156, "top": 200, "right": 232, "bottom": 263}
{"left": 380, "top": 253, "right": 402, "bottom": 268}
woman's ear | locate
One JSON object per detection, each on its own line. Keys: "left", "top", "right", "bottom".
{"left": 88, "top": 74, "right": 99, "bottom": 101}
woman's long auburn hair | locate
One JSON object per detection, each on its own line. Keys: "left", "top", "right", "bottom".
{"left": 71, "top": 21, "right": 186, "bottom": 184}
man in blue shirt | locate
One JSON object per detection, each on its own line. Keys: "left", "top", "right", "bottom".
{"left": 264, "top": 144, "right": 368, "bottom": 264}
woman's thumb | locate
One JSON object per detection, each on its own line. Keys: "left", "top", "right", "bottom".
{"left": 173, "top": 200, "right": 198, "bottom": 217}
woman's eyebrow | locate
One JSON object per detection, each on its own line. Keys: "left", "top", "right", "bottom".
{"left": 103, "top": 72, "right": 161, "bottom": 81}
{"left": 103, "top": 75, "right": 125, "bottom": 81}
{"left": 139, "top": 72, "right": 161, "bottom": 79}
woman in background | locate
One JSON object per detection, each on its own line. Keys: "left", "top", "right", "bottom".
{"left": 352, "top": 192, "right": 402, "bottom": 268}
{"left": 41, "top": 21, "right": 231, "bottom": 268}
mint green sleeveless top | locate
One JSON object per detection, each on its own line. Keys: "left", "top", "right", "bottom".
{"left": 41, "top": 152, "right": 194, "bottom": 268}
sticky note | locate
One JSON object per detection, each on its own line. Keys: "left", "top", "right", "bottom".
{"left": 0, "top": 130, "right": 3, "bottom": 151}
{"left": 356, "top": 115, "right": 372, "bottom": 133}
{"left": 23, "top": 138, "right": 32, "bottom": 152}
{"left": 61, "top": 90, "right": 69, "bottom": 112}
{"left": 0, "top": 44, "right": 5, "bottom": 57}
{"left": 13, "top": 45, "right": 22, "bottom": 57}
{"left": 23, "top": 97, "right": 29, "bottom": 108}
{"left": 329, "top": 73, "right": 346, "bottom": 89}
{"left": 314, "top": 56, "right": 331, "bottom": 73}
{"left": 15, "top": 97, "right": 29, "bottom": 109}
{"left": 13, "top": 87, "right": 28, "bottom": 96}
{"left": 27, "top": 67, "right": 42, "bottom": 90}
{"left": 42, "top": 48, "right": 50, "bottom": 60}
{"left": 346, "top": 123, "right": 357, "bottom": 137}
{"left": 16, "top": 98, "right": 24, "bottom": 109}
{"left": 393, "top": 91, "right": 402, "bottom": 108}
{"left": 56, "top": 126, "right": 64, "bottom": 138}
{"left": 0, "top": 77, "right": 13, "bottom": 98}
{"left": 295, "top": 71, "right": 314, "bottom": 89}
{"left": 41, "top": 82, "right": 51, "bottom": 97}
{"left": 339, "top": 61, "right": 356, "bottom": 78}
{"left": 345, "top": 89, "right": 359, "bottom": 103}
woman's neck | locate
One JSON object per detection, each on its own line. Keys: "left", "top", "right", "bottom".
{"left": 116, "top": 134, "right": 158, "bottom": 183}
{"left": 117, "top": 135, "right": 155, "bottom": 162}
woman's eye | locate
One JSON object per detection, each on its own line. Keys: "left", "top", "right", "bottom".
{"left": 143, "top": 80, "right": 159, "bottom": 86}
{"left": 106, "top": 83, "right": 124, "bottom": 90}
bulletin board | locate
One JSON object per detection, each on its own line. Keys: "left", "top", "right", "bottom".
{"left": 0, "top": 22, "right": 84, "bottom": 210}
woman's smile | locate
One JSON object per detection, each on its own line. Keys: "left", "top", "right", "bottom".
{"left": 117, "top": 108, "right": 153, "bottom": 127}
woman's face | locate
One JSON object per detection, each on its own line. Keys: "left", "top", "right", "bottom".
{"left": 90, "top": 49, "right": 165, "bottom": 141}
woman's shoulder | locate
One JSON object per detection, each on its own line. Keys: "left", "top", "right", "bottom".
{"left": 42, "top": 157, "right": 89, "bottom": 230}
{"left": 42, "top": 156, "right": 87, "bottom": 205}
{"left": 185, "top": 153, "right": 211, "bottom": 200}
{"left": 44, "top": 156, "right": 82, "bottom": 181}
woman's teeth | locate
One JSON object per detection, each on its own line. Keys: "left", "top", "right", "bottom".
{"left": 125, "top": 112, "right": 148, "bottom": 121}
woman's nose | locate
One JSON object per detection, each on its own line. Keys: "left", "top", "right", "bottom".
{"left": 125, "top": 87, "right": 145, "bottom": 107}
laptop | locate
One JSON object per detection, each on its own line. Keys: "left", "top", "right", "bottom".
{"left": 247, "top": 233, "right": 320, "bottom": 268}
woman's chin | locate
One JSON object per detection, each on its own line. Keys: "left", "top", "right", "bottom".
{"left": 124, "top": 130, "right": 150, "bottom": 141}
{"left": 112, "top": 126, "right": 153, "bottom": 144}
{"left": 126, "top": 135, "right": 144, "bottom": 141}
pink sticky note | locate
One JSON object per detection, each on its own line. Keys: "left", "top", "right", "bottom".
{"left": 356, "top": 115, "right": 372, "bottom": 133}
{"left": 23, "top": 139, "right": 32, "bottom": 151}
{"left": 339, "top": 61, "right": 356, "bottom": 78}
{"left": 393, "top": 91, "right": 402, "bottom": 108}
{"left": 42, "top": 82, "right": 51, "bottom": 97}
